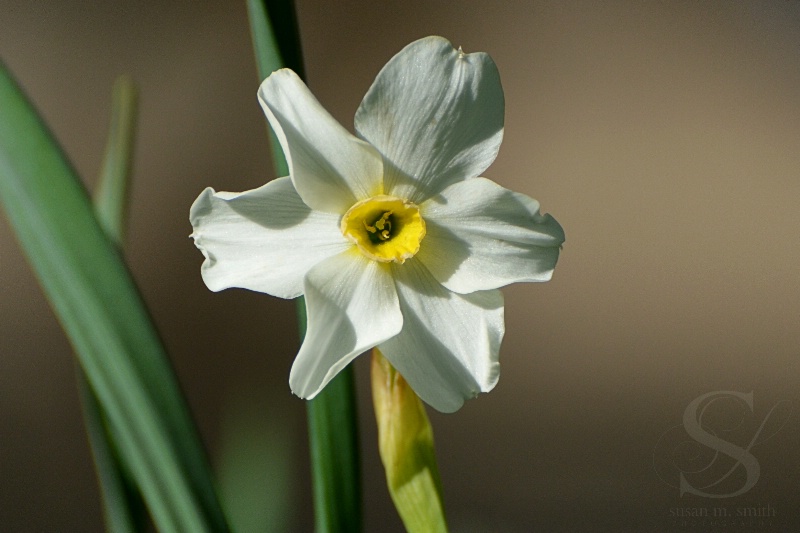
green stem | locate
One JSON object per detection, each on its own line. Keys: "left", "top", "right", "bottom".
{"left": 247, "top": 3, "right": 362, "bottom": 531}
{"left": 306, "top": 371, "right": 361, "bottom": 532}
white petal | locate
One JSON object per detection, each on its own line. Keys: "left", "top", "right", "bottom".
{"left": 290, "top": 251, "right": 402, "bottom": 399}
{"left": 378, "top": 259, "right": 504, "bottom": 413}
{"left": 417, "top": 177, "right": 564, "bottom": 293}
{"left": 355, "top": 36, "right": 504, "bottom": 203}
{"left": 190, "top": 177, "right": 349, "bottom": 298}
{"left": 258, "top": 69, "right": 383, "bottom": 213}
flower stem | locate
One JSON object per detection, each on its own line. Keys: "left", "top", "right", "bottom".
{"left": 248, "top": 3, "right": 362, "bottom": 531}
{"left": 295, "top": 296, "right": 362, "bottom": 533}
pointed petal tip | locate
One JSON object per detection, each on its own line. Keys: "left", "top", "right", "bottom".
{"left": 288, "top": 374, "right": 315, "bottom": 400}
{"left": 188, "top": 186, "right": 215, "bottom": 225}
{"left": 188, "top": 178, "right": 347, "bottom": 298}
{"left": 287, "top": 253, "right": 402, "bottom": 400}
{"left": 257, "top": 66, "right": 384, "bottom": 213}
{"left": 257, "top": 68, "right": 298, "bottom": 95}
{"left": 355, "top": 35, "right": 504, "bottom": 203}
{"left": 430, "top": 365, "right": 499, "bottom": 413}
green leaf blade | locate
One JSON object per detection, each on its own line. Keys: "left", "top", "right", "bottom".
{"left": 79, "top": 74, "right": 145, "bottom": 533}
{"left": 78, "top": 369, "right": 145, "bottom": 533}
{"left": 0, "top": 61, "right": 229, "bottom": 533}
{"left": 94, "top": 75, "right": 138, "bottom": 245}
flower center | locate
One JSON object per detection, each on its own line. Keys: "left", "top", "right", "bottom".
{"left": 340, "top": 195, "right": 426, "bottom": 263}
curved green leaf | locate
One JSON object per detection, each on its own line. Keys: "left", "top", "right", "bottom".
{"left": 77, "top": 74, "right": 145, "bottom": 533}
{"left": 0, "top": 61, "right": 229, "bottom": 533}
{"left": 94, "top": 75, "right": 138, "bottom": 244}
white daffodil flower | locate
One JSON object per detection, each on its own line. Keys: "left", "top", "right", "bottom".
{"left": 190, "top": 36, "right": 564, "bottom": 412}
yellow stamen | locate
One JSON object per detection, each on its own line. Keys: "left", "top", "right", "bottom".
{"left": 364, "top": 211, "right": 394, "bottom": 241}
{"left": 341, "top": 195, "right": 426, "bottom": 263}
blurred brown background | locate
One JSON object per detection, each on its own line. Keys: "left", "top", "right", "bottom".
{"left": 2, "top": 1, "right": 799, "bottom": 531}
